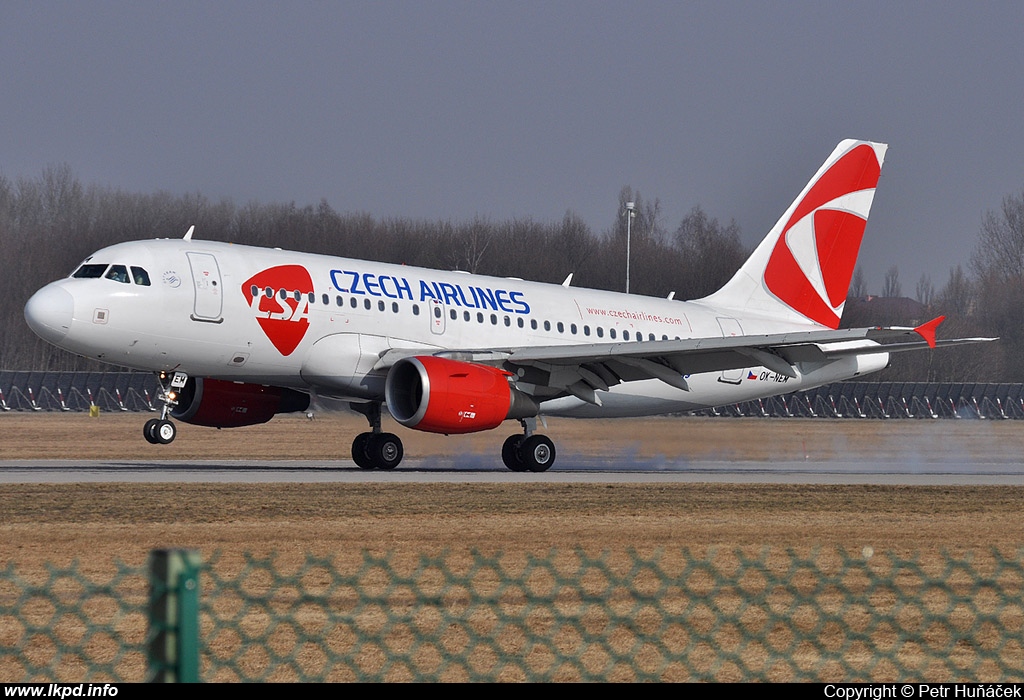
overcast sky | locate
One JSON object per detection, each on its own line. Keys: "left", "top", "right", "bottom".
{"left": 3, "top": 2, "right": 1022, "bottom": 294}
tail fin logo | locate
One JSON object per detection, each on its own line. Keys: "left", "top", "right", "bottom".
{"left": 242, "top": 265, "right": 314, "bottom": 356}
{"left": 763, "top": 143, "right": 882, "bottom": 328}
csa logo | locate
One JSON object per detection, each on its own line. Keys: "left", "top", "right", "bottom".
{"left": 242, "top": 265, "right": 314, "bottom": 356}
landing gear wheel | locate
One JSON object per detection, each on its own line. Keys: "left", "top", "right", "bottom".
{"left": 154, "top": 419, "right": 176, "bottom": 445}
{"left": 143, "top": 418, "right": 161, "bottom": 444}
{"left": 520, "top": 434, "right": 556, "bottom": 472}
{"left": 367, "top": 433, "right": 404, "bottom": 470}
{"left": 502, "top": 435, "right": 527, "bottom": 471}
{"left": 351, "top": 433, "right": 375, "bottom": 469}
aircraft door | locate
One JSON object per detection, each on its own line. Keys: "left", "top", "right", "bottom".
{"left": 717, "top": 317, "right": 745, "bottom": 384}
{"left": 187, "top": 252, "right": 224, "bottom": 322}
{"left": 429, "top": 299, "right": 446, "bottom": 335}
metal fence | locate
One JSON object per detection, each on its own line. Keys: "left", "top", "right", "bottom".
{"left": 3, "top": 371, "right": 1024, "bottom": 419}
{"left": 0, "top": 371, "right": 159, "bottom": 413}
{"left": 2, "top": 548, "right": 1023, "bottom": 682}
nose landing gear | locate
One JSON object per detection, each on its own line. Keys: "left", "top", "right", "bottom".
{"left": 143, "top": 370, "right": 186, "bottom": 445}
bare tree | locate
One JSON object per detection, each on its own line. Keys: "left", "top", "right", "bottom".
{"left": 937, "top": 265, "right": 973, "bottom": 317}
{"left": 971, "top": 189, "right": 1024, "bottom": 281}
{"left": 848, "top": 266, "right": 866, "bottom": 298}
{"left": 673, "top": 206, "right": 746, "bottom": 299}
{"left": 882, "top": 265, "right": 901, "bottom": 297}
{"left": 915, "top": 273, "right": 935, "bottom": 306}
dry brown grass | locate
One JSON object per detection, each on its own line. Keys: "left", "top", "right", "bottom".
{"left": 1, "top": 412, "right": 1023, "bottom": 564}
{"left": 1, "top": 413, "right": 1023, "bottom": 681}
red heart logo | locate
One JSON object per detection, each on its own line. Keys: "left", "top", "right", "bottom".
{"left": 242, "top": 265, "right": 314, "bottom": 356}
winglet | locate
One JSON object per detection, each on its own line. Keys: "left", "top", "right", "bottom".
{"left": 914, "top": 315, "right": 945, "bottom": 349}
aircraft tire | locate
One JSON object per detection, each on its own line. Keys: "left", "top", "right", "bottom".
{"left": 351, "top": 433, "right": 375, "bottom": 469}
{"left": 155, "top": 419, "right": 176, "bottom": 445}
{"left": 143, "top": 418, "right": 161, "bottom": 444}
{"left": 368, "top": 433, "right": 403, "bottom": 470}
{"left": 501, "top": 435, "right": 527, "bottom": 471}
{"left": 521, "top": 434, "right": 556, "bottom": 472}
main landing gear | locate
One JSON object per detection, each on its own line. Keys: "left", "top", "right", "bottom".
{"left": 501, "top": 418, "right": 556, "bottom": 472}
{"left": 143, "top": 370, "right": 185, "bottom": 445}
{"left": 349, "top": 402, "right": 404, "bottom": 470}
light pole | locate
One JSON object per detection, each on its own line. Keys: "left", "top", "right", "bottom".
{"left": 624, "top": 201, "right": 636, "bottom": 294}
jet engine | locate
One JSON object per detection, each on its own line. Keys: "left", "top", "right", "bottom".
{"left": 385, "top": 356, "right": 538, "bottom": 434}
{"left": 170, "top": 377, "right": 310, "bottom": 428}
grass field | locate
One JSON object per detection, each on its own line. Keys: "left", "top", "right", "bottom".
{"left": 2, "top": 413, "right": 1023, "bottom": 681}
{"left": 1, "top": 412, "right": 1022, "bottom": 566}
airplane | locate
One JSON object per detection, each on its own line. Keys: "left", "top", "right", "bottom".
{"left": 23, "top": 139, "right": 993, "bottom": 471}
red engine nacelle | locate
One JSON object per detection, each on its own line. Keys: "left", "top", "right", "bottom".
{"left": 170, "top": 377, "right": 310, "bottom": 428}
{"left": 385, "top": 356, "right": 538, "bottom": 434}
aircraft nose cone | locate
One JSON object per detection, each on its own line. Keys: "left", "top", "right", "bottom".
{"left": 24, "top": 285, "right": 74, "bottom": 344}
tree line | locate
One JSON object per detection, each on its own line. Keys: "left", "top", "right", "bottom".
{"left": 1, "top": 165, "right": 1020, "bottom": 381}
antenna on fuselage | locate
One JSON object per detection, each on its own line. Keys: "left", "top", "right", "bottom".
{"left": 183, "top": 225, "right": 195, "bottom": 241}
{"left": 561, "top": 273, "right": 573, "bottom": 287}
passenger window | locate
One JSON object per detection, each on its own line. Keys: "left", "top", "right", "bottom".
{"left": 597, "top": 327, "right": 604, "bottom": 338}
{"left": 131, "top": 267, "right": 151, "bottom": 286}
{"left": 583, "top": 326, "right": 590, "bottom": 336}
{"left": 531, "top": 319, "right": 538, "bottom": 330}
{"left": 557, "top": 322, "right": 564, "bottom": 333}
{"left": 570, "top": 324, "right": 577, "bottom": 335}
{"left": 265, "top": 287, "right": 273, "bottom": 298}
{"left": 544, "top": 320, "right": 550, "bottom": 331}
{"left": 250, "top": 285, "right": 259, "bottom": 298}
{"left": 364, "top": 299, "right": 371, "bottom": 310}
{"left": 393, "top": 302, "right": 400, "bottom": 313}
{"left": 105, "top": 265, "right": 130, "bottom": 283}
{"left": 412, "top": 304, "right": 420, "bottom": 316}
{"left": 450, "top": 309, "right": 457, "bottom": 320}
{"left": 609, "top": 329, "right": 616, "bottom": 339}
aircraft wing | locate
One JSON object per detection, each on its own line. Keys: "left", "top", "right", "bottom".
{"left": 374, "top": 317, "right": 996, "bottom": 405}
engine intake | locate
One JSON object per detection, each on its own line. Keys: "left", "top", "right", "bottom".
{"left": 171, "top": 377, "right": 310, "bottom": 428}
{"left": 385, "top": 356, "right": 538, "bottom": 434}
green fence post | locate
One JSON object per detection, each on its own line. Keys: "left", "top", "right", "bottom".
{"left": 147, "top": 549, "right": 202, "bottom": 682}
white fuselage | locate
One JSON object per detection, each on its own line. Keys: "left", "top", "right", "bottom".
{"left": 26, "top": 238, "right": 887, "bottom": 418}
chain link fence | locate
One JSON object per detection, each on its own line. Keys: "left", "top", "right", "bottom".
{"left": 4, "top": 371, "right": 1024, "bottom": 418}
{"left": 2, "top": 548, "right": 1023, "bottom": 682}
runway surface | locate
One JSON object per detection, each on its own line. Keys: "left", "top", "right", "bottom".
{"left": 2, "top": 455, "right": 1023, "bottom": 485}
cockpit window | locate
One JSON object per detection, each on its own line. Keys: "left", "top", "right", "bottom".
{"left": 72, "top": 263, "right": 109, "bottom": 279}
{"left": 130, "top": 266, "right": 151, "bottom": 286}
{"left": 105, "top": 265, "right": 130, "bottom": 283}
